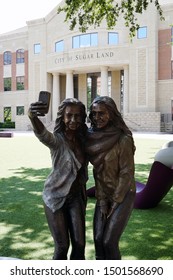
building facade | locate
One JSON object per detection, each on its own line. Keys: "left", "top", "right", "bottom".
{"left": 0, "top": 1, "right": 173, "bottom": 131}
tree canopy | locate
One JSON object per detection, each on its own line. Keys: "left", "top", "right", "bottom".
{"left": 58, "top": 0, "right": 164, "bottom": 38}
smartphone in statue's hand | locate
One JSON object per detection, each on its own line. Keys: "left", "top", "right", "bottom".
{"left": 38, "top": 91, "right": 51, "bottom": 114}
{"left": 29, "top": 91, "right": 51, "bottom": 117}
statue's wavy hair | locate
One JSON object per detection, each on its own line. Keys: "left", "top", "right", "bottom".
{"left": 53, "top": 98, "right": 87, "bottom": 140}
{"left": 89, "top": 96, "right": 136, "bottom": 154}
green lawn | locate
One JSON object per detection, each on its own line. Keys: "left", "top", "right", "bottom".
{"left": 0, "top": 132, "right": 173, "bottom": 260}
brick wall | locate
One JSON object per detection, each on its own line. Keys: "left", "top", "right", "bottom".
{"left": 158, "top": 29, "right": 172, "bottom": 80}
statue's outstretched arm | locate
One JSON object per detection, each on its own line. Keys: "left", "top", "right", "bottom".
{"left": 28, "top": 102, "right": 45, "bottom": 134}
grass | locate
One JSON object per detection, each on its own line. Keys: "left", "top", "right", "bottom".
{"left": 0, "top": 133, "right": 173, "bottom": 260}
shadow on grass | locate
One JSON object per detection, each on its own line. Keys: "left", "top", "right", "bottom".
{"left": 0, "top": 164, "right": 173, "bottom": 260}
{"left": 123, "top": 162, "right": 173, "bottom": 260}
{"left": 0, "top": 167, "right": 52, "bottom": 259}
{"left": 123, "top": 200, "right": 173, "bottom": 260}
{"left": 87, "top": 162, "right": 173, "bottom": 260}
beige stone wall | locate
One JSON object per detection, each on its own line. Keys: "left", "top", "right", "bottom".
{"left": 157, "top": 80, "right": 173, "bottom": 113}
{"left": 0, "top": 91, "right": 29, "bottom": 121}
{"left": 15, "top": 115, "right": 31, "bottom": 131}
{"left": 124, "top": 112, "right": 161, "bottom": 132}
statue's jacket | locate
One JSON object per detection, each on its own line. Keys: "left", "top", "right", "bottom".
{"left": 34, "top": 127, "right": 87, "bottom": 212}
{"left": 86, "top": 128, "right": 136, "bottom": 205}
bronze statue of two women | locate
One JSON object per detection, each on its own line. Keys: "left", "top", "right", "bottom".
{"left": 28, "top": 95, "right": 136, "bottom": 260}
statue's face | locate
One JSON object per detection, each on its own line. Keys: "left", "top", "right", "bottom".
{"left": 63, "top": 105, "right": 82, "bottom": 131}
{"left": 91, "top": 103, "right": 110, "bottom": 129}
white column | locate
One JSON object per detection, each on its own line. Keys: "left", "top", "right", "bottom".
{"left": 66, "top": 70, "right": 74, "bottom": 98}
{"left": 52, "top": 73, "right": 60, "bottom": 121}
{"left": 101, "top": 66, "right": 108, "bottom": 96}
{"left": 78, "top": 74, "right": 87, "bottom": 107}
{"left": 123, "top": 65, "right": 129, "bottom": 114}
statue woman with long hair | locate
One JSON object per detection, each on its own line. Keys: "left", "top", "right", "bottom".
{"left": 28, "top": 98, "right": 88, "bottom": 260}
{"left": 86, "top": 96, "right": 136, "bottom": 260}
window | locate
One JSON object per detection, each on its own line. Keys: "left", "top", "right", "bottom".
{"left": 16, "top": 106, "right": 24, "bottom": 115}
{"left": 16, "top": 49, "right": 25, "bottom": 63}
{"left": 16, "top": 76, "right": 24, "bottom": 90}
{"left": 4, "top": 78, "right": 11, "bottom": 91}
{"left": 108, "top": 32, "right": 119, "bottom": 45}
{"left": 3, "top": 51, "right": 12, "bottom": 65}
{"left": 137, "top": 26, "right": 147, "bottom": 39}
{"left": 80, "top": 34, "right": 90, "bottom": 47}
{"left": 55, "top": 40, "right": 64, "bottom": 52}
{"left": 72, "top": 33, "right": 98, "bottom": 48}
{"left": 90, "top": 33, "right": 98, "bottom": 46}
{"left": 34, "top": 43, "right": 41, "bottom": 54}
{"left": 73, "top": 36, "right": 80, "bottom": 48}
{"left": 4, "top": 107, "right": 11, "bottom": 122}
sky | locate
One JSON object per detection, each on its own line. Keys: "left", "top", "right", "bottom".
{"left": 0, "top": 0, "right": 172, "bottom": 35}
{"left": 0, "top": 0, "right": 61, "bottom": 34}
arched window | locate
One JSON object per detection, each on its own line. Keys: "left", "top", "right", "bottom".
{"left": 72, "top": 33, "right": 98, "bottom": 49}
{"left": 108, "top": 32, "right": 119, "bottom": 45}
{"left": 3, "top": 51, "right": 12, "bottom": 65}
{"left": 55, "top": 40, "right": 64, "bottom": 52}
{"left": 16, "top": 49, "right": 25, "bottom": 63}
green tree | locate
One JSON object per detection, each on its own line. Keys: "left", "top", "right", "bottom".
{"left": 58, "top": 0, "right": 164, "bottom": 38}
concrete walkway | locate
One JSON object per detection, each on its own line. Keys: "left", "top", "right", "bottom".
{"left": 1, "top": 130, "right": 173, "bottom": 141}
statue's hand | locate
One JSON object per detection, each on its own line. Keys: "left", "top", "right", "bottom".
{"left": 99, "top": 204, "right": 108, "bottom": 220}
{"left": 107, "top": 202, "right": 119, "bottom": 219}
{"left": 28, "top": 102, "right": 47, "bottom": 118}
{"left": 28, "top": 104, "right": 37, "bottom": 118}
